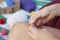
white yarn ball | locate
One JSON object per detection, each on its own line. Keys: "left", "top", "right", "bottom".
{"left": 7, "top": 10, "right": 28, "bottom": 27}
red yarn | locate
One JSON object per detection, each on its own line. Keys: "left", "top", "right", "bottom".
{"left": 1, "top": 29, "right": 6, "bottom": 35}
{"left": 0, "top": 18, "right": 5, "bottom": 24}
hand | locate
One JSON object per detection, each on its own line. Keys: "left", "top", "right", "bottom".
{"left": 28, "top": 26, "right": 58, "bottom": 40}
{"left": 29, "top": 4, "right": 60, "bottom": 27}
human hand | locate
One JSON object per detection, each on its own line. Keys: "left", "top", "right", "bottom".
{"left": 29, "top": 4, "right": 60, "bottom": 27}
{"left": 28, "top": 26, "right": 58, "bottom": 40}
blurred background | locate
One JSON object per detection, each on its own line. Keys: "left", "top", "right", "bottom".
{"left": 0, "top": 0, "right": 52, "bottom": 40}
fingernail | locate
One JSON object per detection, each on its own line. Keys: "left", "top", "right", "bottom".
{"left": 30, "top": 21, "right": 34, "bottom": 24}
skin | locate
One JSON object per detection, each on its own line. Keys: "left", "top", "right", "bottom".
{"left": 7, "top": 3, "right": 60, "bottom": 40}
{"left": 7, "top": 22, "right": 60, "bottom": 40}
{"left": 29, "top": 4, "right": 60, "bottom": 26}
{"left": 7, "top": 22, "right": 33, "bottom": 40}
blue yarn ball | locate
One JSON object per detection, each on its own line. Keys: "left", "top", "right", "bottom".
{"left": 5, "top": 0, "right": 15, "bottom": 6}
{"left": 20, "top": 0, "right": 36, "bottom": 12}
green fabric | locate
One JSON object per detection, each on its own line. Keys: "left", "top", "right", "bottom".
{"left": 6, "top": 30, "right": 9, "bottom": 35}
{"left": 0, "top": 27, "right": 9, "bottom": 34}
{"left": 0, "top": 27, "right": 9, "bottom": 40}
{"left": 34, "top": 1, "right": 48, "bottom": 6}
{"left": 0, "top": 27, "right": 3, "bottom": 31}
{"left": 33, "top": 0, "right": 52, "bottom": 6}
{"left": 0, "top": 14, "right": 5, "bottom": 18}
{"left": 0, "top": 36, "right": 5, "bottom": 40}
{"left": 0, "top": 14, "right": 7, "bottom": 23}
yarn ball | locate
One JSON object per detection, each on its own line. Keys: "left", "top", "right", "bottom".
{"left": 5, "top": 0, "right": 15, "bottom": 6}
{"left": 20, "top": 0, "right": 36, "bottom": 12}
{"left": 7, "top": 10, "right": 28, "bottom": 28}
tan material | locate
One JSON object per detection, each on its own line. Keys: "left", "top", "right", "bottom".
{"left": 0, "top": 3, "right": 20, "bottom": 14}
{"left": 0, "top": 0, "right": 3, "bottom": 3}
{"left": 0, "top": 8, "right": 5, "bottom": 14}
{"left": 13, "top": 3, "right": 20, "bottom": 12}
{"left": 14, "top": 0, "right": 20, "bottom": 4}
{"left": 7, "top": 22, "right": 60, "bottom": 40}
{"left": 6, "top": 7, "right": 12, "bottom": 13}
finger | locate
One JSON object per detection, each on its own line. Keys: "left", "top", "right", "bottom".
{"left": 36, "top": 19, "right": 43, "bottom": 28}
{"left": 42, "top": 11, "right": 56, "bottom": 24}
{"left": 28, "top": 26, "right": 39, "bottom": 39}
{"left": 29, "top": 13, "right": 39, "bottom": 24}
{"left": 28, "top": 32, "right": 37, "bottom": 39}
{"left": 33, "top": 18, "right": 42, "bottom": 28}
{"left": 28, "top": 26, "right": 38, "bottom": 34}
{"left": 29, "top": 7, "right": 51, "bottom": 24}
{"left": 29, "top": 10, "right": 42, "bottom": 24}
{"left": 33, "top": 10, "right": 56, "bottom": 27}
{"left": 36, "top": 19, "right": 42, "bottom": 27}
{"left": 39, "top": 6, "right": 52, "bottom": 17}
